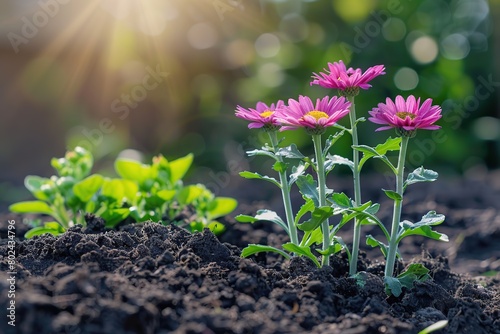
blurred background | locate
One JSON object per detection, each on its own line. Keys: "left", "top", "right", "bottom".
{"left": 0, "top": 0, "right": 499, "bottom": 208}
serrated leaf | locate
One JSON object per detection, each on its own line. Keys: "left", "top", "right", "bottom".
{"left": 272, "top": 161, "right": 288, "bottom": 173}
{"left": 289, "top": 162, "right": 308, "bottom": 187}
{"left": 9, "top": 201, "right": 54, "bottom": 215}
{"left": 297, "top": 206, "right": 333, "bottom": 232}
{"left": 276, "top": 144, "right": 305, "bottom": 159}
{"left": 239, "top": 171, "right": 281, "bottom": 188}
{"left": 241, "top": 244, "right": 290, "bottom": 259}
{"left": 404, "top": 167, "right": 438, "bottom": 190}
{"left": 324, "top": 154, "right": 354, "bottom": 174}
{"left": 282, "top": 243, "right": 321, "bottom": 268}
{"left": 382, "top": 189, "right": 402, "bottom": 201}
{"left": 296, "top": 175, "right": 319, "bottom": 207}
{"left": 398, "top": 211, "right": 448, "bottom": 242}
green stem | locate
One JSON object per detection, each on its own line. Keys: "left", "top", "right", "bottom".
{"left": 384, "top": 135, "right": 410, "bottom": 278}
{"left": 268, "top": 131, "right": 299, "bottom": 246}
{"left": 312, "top": 134, "right": 330, "bottom": 266}
{"left": 348, "top": 96, "right": 362, "bottom": 276}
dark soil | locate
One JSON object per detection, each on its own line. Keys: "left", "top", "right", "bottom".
{"left": 1, "top": 172, "right": 500, "bottom": 334}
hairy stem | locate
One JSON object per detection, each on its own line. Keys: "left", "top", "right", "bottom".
{"left": 268, "top": 131, "right": 299, "bottom": 246}
{"left": 312, "top": 134, "right": 330, "bottom": 266}
{"left": 384, "top": 135, "right": 410, "bottom": 278}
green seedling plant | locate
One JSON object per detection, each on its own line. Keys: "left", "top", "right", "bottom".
{"left": 11, "top": 147, "right": 237, "bottom": 237}
{"left": 235, "top": 60, "right": 448, "bottom": 296}
{"left": 8, "top": 147, "right": 117, "bottom": 237}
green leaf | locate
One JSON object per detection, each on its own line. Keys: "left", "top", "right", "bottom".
{"left": 73, "top": 174, "right": 104, "bottom": 202}
{"left": 246, "top": 148, "right": 277, "bottom": 160}
{"left": 382, "top": 189, "right": 402, "bottom": 201}
{"left": 239, "top": 171, "right": 281, "bottom": 188}
{"left": 272, "top": 161, "right": 288, "bottom": 173}
{"left": 236, "top": 209, "right": 288, "bottom": 233}
{"left": 101, "top": 179, "right": 138, "bottom": 202}
{"left": 354, "top": 137, "right": 401, "bottom": 172}
{"left": 294, "top": 198, "right": 315, "bottom": 226}
{"left": 241, "top": 244, "right": 291, "bottom": 259}
{"left": 296, "top": 175, "right": 319, "bottom": 207}
{"left": 297, "top": 206, "right": 333, "bottom": 232}
{"left": 115, "top": 159, "right": 152, "bottom": 184}
{"left": 331, "top": 192, "right": 353, "bottom": 209}
{"left": 24, "top": 176, "right": 52, "bottom": 201}
{"left": 366, "top": 234, "right": 390, "bottom": 258}
{"left": 385, "top": 264, "right": 431, "bottom": 297}
{"left": 208, "top": 221, "right": 226, "bottom": 235}
{"left": 418, "top": 320, "right": 449, "bottom": 334}
{"left": 169, "top": 153, "right": 193, "bottom": 183}
{"left": 324, "top": 154, "right": 354, "bottom": 174}
{"left": 384, "top": 276, "right": 402, "bottom": 297}
{"left": 404, "top": 167, "right": 438, "bottom": 190}
{"left": 9, "top": 201, "right": 54, "bottom": 215}
{"left": 100, "top": 208, "right": 131, "bottom": 227}
{"left": 178, "top": 184, "right": 206, "bottom": 204}
{"left": 25, "top": 223, "right": 65, "bottom": 238}
{"left": 398, "top": 211, "right": 448, "bottom": 242}
{"left": 289, "top": 162, "right": 308, "bottom": 187}
{"left": 316, "top": 243, "right": 343, "bottom": 256}
{"left": 156, "top": 189, "right": 177, "bottom": 201}
{"left": 282, "top": 243, "right": 321, "bottom": 268}
{"left": 207, "top": 197, "right": 238, "bottom": 219}
{"left": 323, "top": 131, "right": 345, "bottom": 156}
{"left": 276, "top": 144, "right": 305, "bottom": 159}
{"left": 301, "top": 227, "right": 324, "bottom": 247}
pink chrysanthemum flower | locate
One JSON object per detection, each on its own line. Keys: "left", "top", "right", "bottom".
{"left": 310, "top": 60, "right": 385, "bottom": 96}
{"left": 368, "top": 95, "right": 442, "bottom": 136}
{"left": 235, "top": 101, "right": 284, "bottom": 130}
{"left": 276, "top": 95, "right": 351, "bottom": 135}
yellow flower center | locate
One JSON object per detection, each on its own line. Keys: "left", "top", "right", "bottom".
{"left": 305, "top": 110, "right": 329, "bottom": 121}
{"left": 395, "top": 112, "right": 416, "bottom": 120}
{"left": 260, "top": 110, "right": 274, "bottom": 118}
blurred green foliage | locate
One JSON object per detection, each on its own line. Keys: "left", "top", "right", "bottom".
{"left": 1, "top": 0, "right": 498, "bottom": 207}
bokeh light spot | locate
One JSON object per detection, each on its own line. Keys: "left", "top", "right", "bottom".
{"left": 394, "top": 67, "right": 419, "bottom": 91}
{"left": 332, "top": 0, "right": 376, "bottom": 22}
{"left": 382, "top": 18, "right": 406, "bottom": 42}
{"left": 411, "top": 36, "right": 439, "bottom": 64}
{"left": 255, "top": 33, "right": 281, "bottom": 58}
{"left": 440, "top": 34, "right": 470, "bottom": 60}
{"left": 258, "top": 63, "right": 284, "bottom": 88}
{"left": 223, "top": 39, "right": 255, "bottom": 68}
{"left": 280, "top": 14, "right": 309, "bottom": 42}
{"left": 187, "top": 22, "right": 218, "bottom": 50}
{"left": 473, "top": 117, "right": 500, "bottom": 140}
